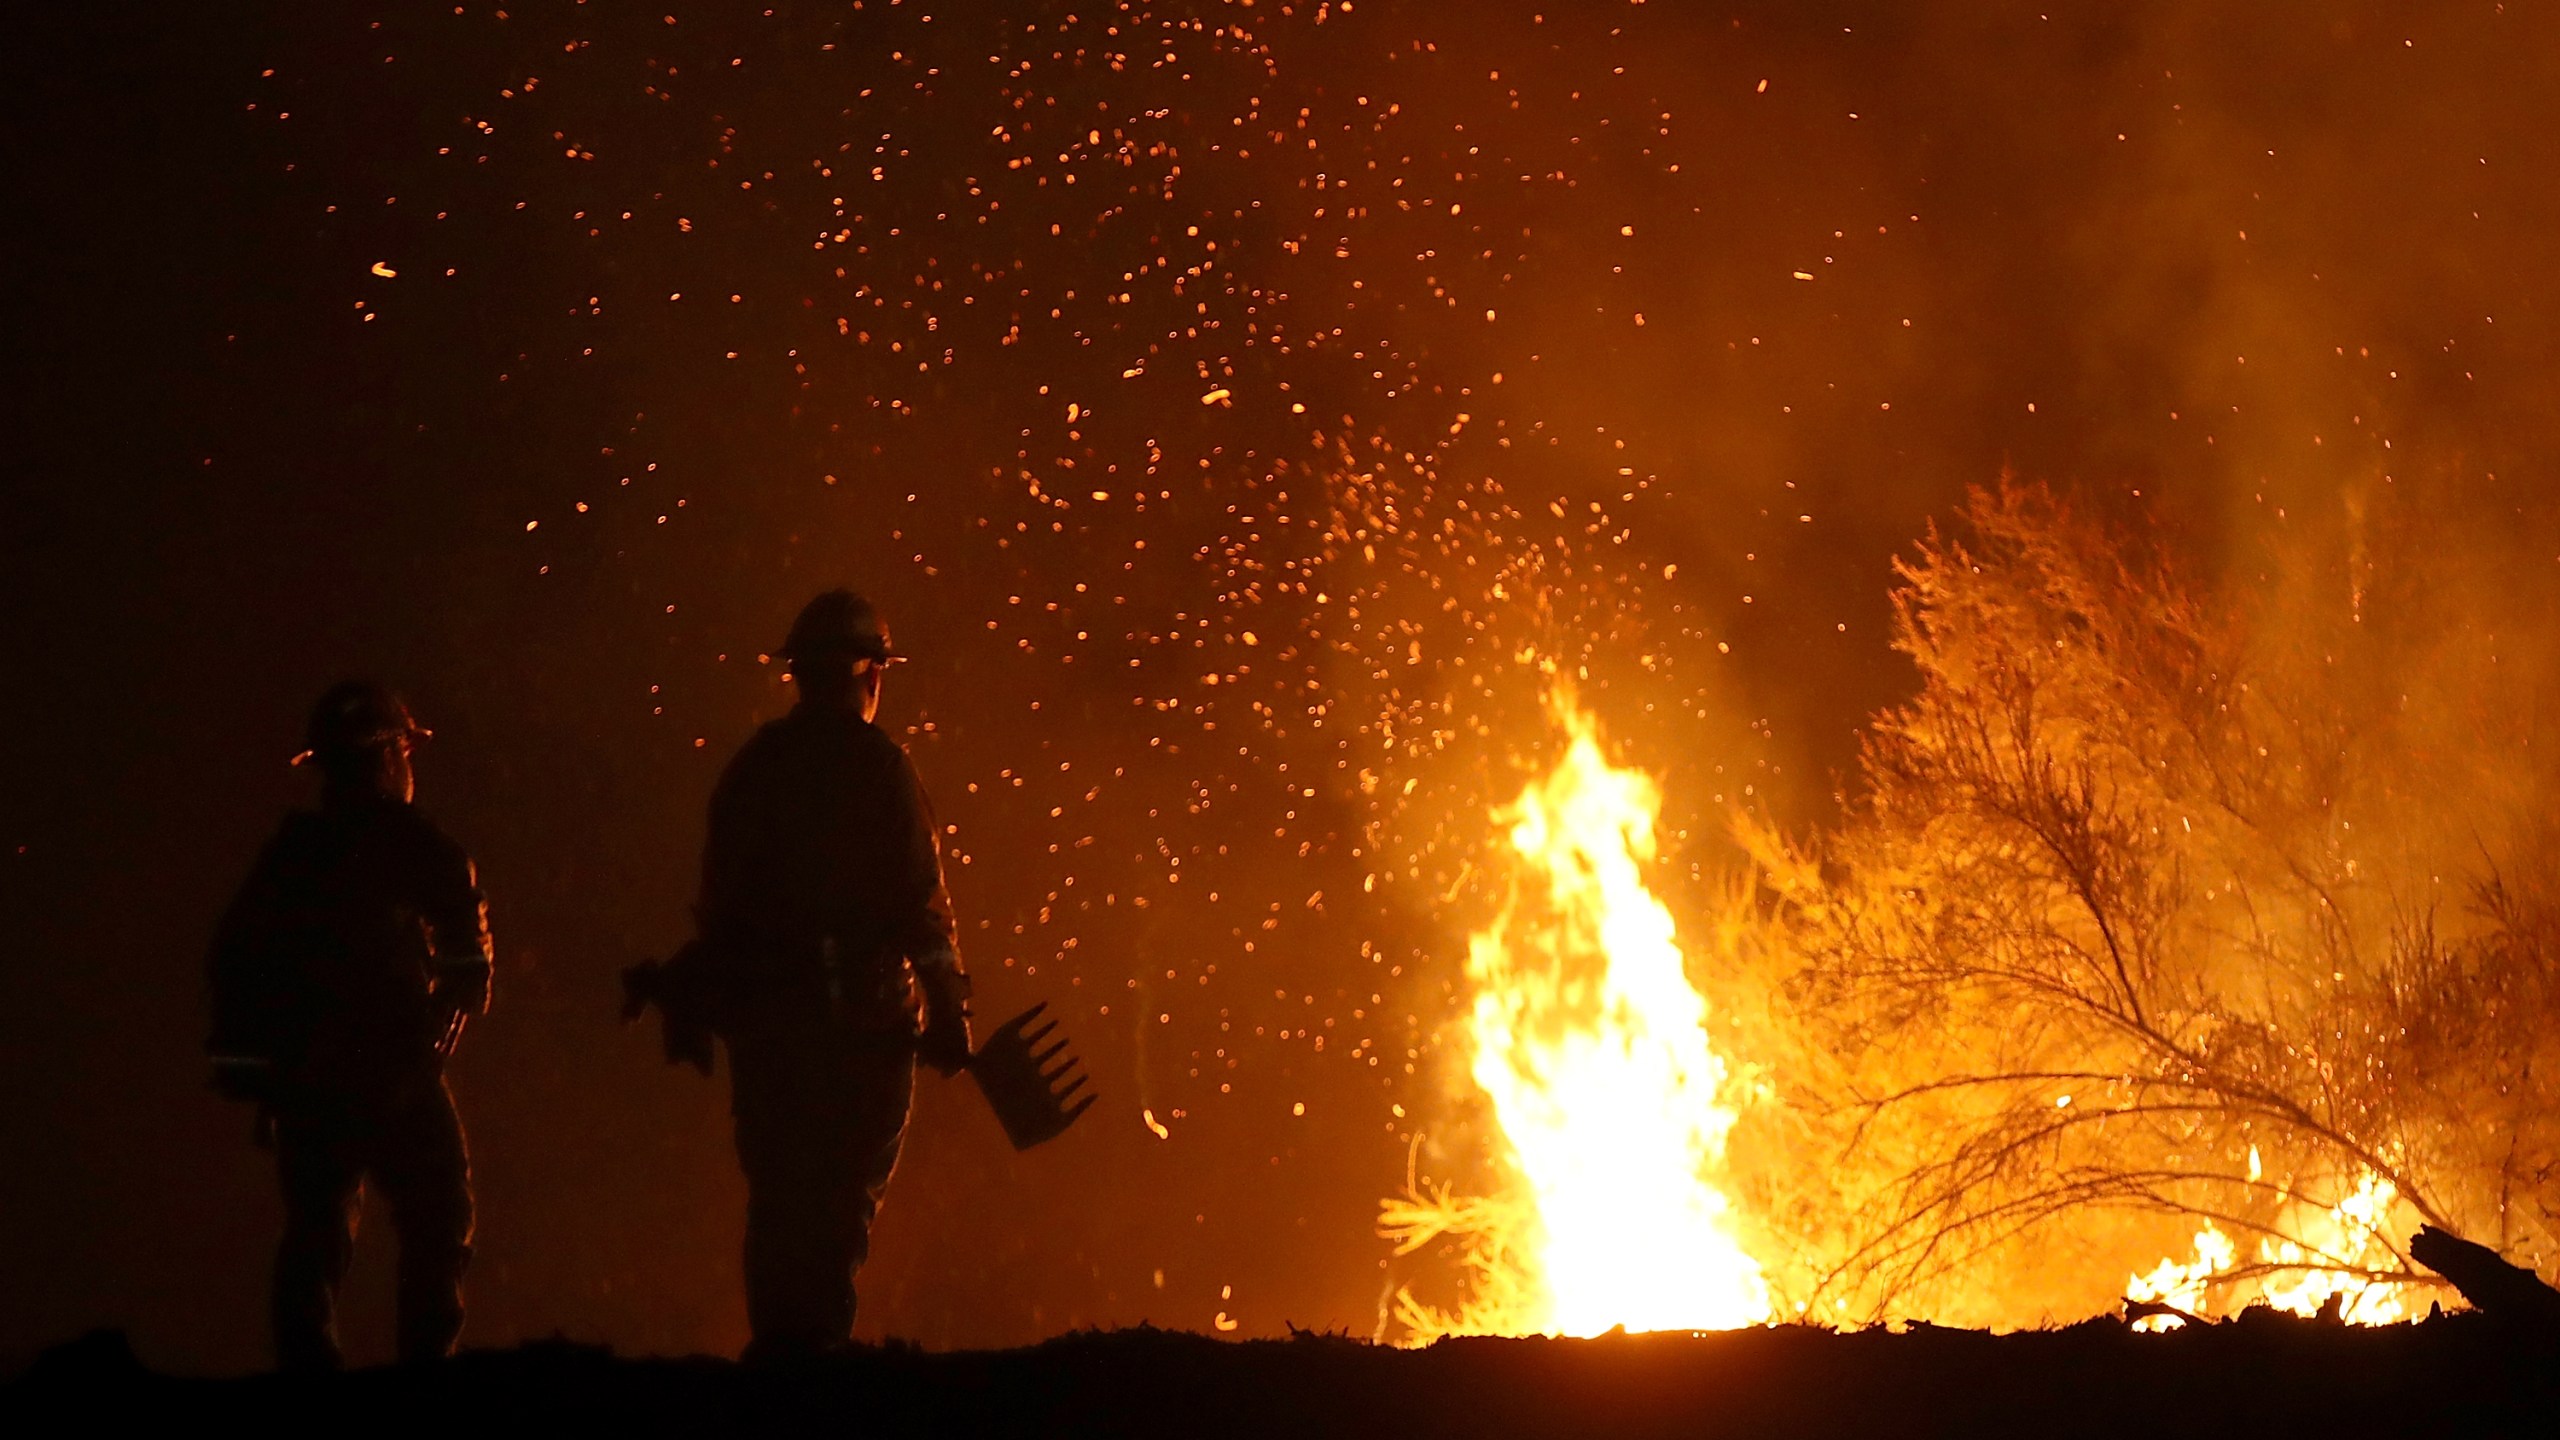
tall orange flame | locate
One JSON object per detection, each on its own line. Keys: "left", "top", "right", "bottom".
{"left": 1460, "top": 699, "right": 1771, "bottom": 1335}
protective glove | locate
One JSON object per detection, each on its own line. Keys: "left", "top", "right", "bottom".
{"left": 921, "top": 1009, "right": 973, "bottom": 1077}
{"left": 916, "top": 959, "right": 975, "bottom": 1078}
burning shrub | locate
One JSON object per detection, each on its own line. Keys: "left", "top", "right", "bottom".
{"left": 1744, "top": 480, "right": 2560, "bottom": 1325}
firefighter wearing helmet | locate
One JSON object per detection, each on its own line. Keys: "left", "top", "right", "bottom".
{"left": 668, "top": 589, "right": 972, "bottom": 1360}
{"left": 205, "top": 681, "right": 494, "bottom": 1370}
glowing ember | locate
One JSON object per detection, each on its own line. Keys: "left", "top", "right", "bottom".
{"left": 1458, "top": 694, "right": 1771, "bottom": 1336}
{"left": 2127, "top": 1159, "right": 2418, "bottom": 1329}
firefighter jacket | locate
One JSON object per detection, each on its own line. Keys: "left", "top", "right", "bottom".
{"left": 206, "top": 795, "right": 492, "bottom": 1103}
{"left": 695, "top": 703, "right": 962, "bottom": 1030}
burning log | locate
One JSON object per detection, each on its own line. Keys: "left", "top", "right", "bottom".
{"left": 2122, "top": 1297, "right": 2210, "bottom": 1330}
{"left": 2409, "top": 1226, "right": 2560, "bottom": 1327}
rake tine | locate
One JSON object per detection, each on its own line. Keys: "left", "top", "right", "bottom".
{"left": 968, "top": 1000, "right": 1099, "bottom": 1148}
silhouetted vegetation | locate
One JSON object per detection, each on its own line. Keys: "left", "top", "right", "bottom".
{"left": 1735, "top": 482, "right": 2560, "bottom": 1323}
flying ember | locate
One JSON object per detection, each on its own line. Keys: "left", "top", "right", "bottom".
{"left": 1459, "top": 694, "right": 1770, "bottom": 1336}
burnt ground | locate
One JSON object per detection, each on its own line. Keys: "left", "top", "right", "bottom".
{"left": 7, "top": 1314, "right": 2556, "bottom": 1438}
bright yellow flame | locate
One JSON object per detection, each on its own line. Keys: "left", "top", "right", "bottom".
{"left": 1462, "top": 700, "right": 1771, "bottom": 1335}
{"left": 2127, "top": 1166, "right": 2417, "bottom": 1328}
{"left": 2125, "top": 1221, "right": 2237, "bottom": 1329}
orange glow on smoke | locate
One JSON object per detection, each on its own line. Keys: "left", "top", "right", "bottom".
{"left": 1461, "top": 696, "right": 1771, "bottom": 1335}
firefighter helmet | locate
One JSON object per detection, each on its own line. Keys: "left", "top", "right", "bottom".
{"left": 296, "top": 680, "right": 430, "bottom": 766}
{"left": 780, "top": 589, "right": 902, "bottom": 664}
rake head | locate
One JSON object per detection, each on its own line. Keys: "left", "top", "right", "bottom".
{"left": 968, "top": 1001, "right": 1096, "bottom": 1151}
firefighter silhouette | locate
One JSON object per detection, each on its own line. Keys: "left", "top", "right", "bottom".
{"left": 652, "top": 590, "right": 974, "bottom": 1360}
{"left": 205, "top": 681, "right": 493, "bottom": 1370}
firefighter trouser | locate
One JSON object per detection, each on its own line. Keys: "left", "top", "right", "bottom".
{"left": 728, "top": 1028, "right": 915, "bottom": 1357}
{"left": 270, "top": 1079, "right": 473, "bottom": 1370}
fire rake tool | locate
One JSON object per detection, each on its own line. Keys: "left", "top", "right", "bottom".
{"left": 621, "top": 953, "right": 1095, "bottom": 1150}
{"left": 966, "top": 1001, "right": 1096, "bottom": 1151}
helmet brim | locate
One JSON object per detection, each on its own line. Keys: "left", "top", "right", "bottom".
{"left": 785, "top": 645, "right": 906, "bottom": 665}
{"left": 289, "top": 722, "right": 430, "bottom": 767}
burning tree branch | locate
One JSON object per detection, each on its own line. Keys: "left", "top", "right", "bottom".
{"left": 1736, "top": 480, "right": 2560, "bottom": 1325}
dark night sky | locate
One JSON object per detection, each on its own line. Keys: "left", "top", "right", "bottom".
{"left": 5, "top": 0, "right": 2555, "bottom": 1372}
